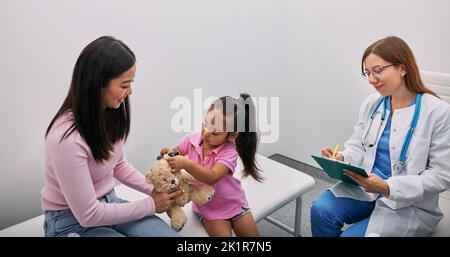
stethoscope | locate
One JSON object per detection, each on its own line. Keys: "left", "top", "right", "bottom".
{"left": 362, "top": 93, "right": 423, "bottom": 174}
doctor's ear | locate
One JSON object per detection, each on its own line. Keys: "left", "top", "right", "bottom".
{"left": 399, "top": 64, "right": 407, "bottom": 77}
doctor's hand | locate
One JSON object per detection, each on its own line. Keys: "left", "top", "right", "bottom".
{"left": 321, "top": 148, "right": 344, "bottom": 161}
{"left": 343, "top": 169, "right": 390, "bottom": 197}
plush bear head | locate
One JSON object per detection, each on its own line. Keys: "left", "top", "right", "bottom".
{"left": 145, "top": 154, "right": 214, "bottom": 231}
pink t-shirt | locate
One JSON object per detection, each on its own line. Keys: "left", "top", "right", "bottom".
{"left": 41, "top": 112, "right": 155, "bottom": 227}
{"left": 179, "top": 132, "right": 249, "bottom": 220}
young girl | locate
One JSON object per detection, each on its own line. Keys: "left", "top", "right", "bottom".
{"left": 161, "top": 93, "right": 263, "bottom": 237}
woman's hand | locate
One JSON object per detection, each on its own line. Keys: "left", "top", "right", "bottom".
{"left": 166, "top": 156, "right": 190, "bottom": 172}
{"left": 321, "top": 147, "right": 344, "bottom": 161}
{"left": 343, "top": 169, "right": 390, "bottom": 197}
{"left": 151, "top": 188, "right": 184, "bottom": 213}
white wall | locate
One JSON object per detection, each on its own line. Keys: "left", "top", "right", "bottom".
{"left": 0, "top": 0, "right": 283, "bottom": 229}
{"left": 278, "top": 0, "right": 450, "bottom": 167}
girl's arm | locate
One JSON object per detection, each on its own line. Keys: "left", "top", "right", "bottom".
{"left": 185, "top": 161, "right": 230, "bottom": 185}
{"left": 167, "top": 156, "right": 229, "bottom": 185}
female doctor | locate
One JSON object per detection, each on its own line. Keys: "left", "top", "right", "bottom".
{"left": 310, "top": 36, "right": 450, "bottom": 237}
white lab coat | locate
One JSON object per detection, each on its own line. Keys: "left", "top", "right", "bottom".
{"left": 329, "top": 93, "right": 450, "bottom": 236}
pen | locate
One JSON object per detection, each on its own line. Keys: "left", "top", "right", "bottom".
{"left": 332, "top": 143, "right": 339, "bottom": 158}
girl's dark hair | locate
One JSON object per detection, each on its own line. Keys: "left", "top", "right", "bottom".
{"left": 208, "top": 93, "right": 263, "bottom": 182}
{"left": 362, "top": 36, "right": 438, "bottom": 97}
{"left": 45, "top": 36, "right": 136, "bottom": 162}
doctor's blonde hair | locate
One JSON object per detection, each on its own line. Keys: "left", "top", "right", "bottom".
{"left": 362, "top": 36, "right": 438, "bottom": 98}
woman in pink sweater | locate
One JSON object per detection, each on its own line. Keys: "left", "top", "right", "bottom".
{"left": 41, "top": 36, "right": 183, "bottom": 237}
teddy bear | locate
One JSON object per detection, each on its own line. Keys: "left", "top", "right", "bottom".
{"left": 145, "top": 153, "right": 215, "bottom": 231}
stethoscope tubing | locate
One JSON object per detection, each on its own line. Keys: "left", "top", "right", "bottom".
{"left": 363, "top": 93, "right": 422, "bottom": 168}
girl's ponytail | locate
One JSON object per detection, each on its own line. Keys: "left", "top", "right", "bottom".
{"left": 235, "top": 93, "right": 263, "bottom": 182}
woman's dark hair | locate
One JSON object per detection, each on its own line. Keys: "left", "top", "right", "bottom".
{"left": 208, "top": 93, "right": 263, "bottom": 182}
{"left": 45, "top": 36, "right": 136, "bottom": 162}
{"left": 362, "top": 36, "right": 438, "bottom": 97}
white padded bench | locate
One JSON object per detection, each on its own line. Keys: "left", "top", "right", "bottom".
{"left": 0, "top": 154, "right": 315, "bottom": 237}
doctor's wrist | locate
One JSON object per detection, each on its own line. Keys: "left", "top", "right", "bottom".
{"left": 382, "top": 181, "right": 390, "bottom": 197}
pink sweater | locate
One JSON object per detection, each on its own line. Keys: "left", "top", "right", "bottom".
{"left": 41, "top": 112, "right": 155, "bottom": 227}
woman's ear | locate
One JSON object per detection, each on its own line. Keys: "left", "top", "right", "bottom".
{"left": 228, "top": 132, "right": 238, "bottom": 143}
{"left": 400, "top": 64, "right": 407, "bottom": 77}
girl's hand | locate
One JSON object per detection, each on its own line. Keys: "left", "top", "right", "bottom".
{"left": 321, "top": 147, "right": 344, "bottom": 161}
{"left": 343, "top": 170, "right": 390, "bottom": 196}
{"left": 151, "top": 188, "right": 184, "bottom": 213}
{"left": 167, "top": 156, "right": 190, "bottom": 172}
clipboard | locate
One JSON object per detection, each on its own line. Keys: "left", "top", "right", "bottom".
{"left": 311, "top": 155, "right": 368, "bottom": 185}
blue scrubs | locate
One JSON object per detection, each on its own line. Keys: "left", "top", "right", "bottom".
{"left": 311, "top": 97, "right": 396, "bottom": 237}
{"left": 372, "top": 96, "right": 392, "bottom": 181}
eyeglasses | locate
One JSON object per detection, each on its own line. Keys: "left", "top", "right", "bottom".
{"left": 362, "top": 64, "right": 397, "bottom": 80}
